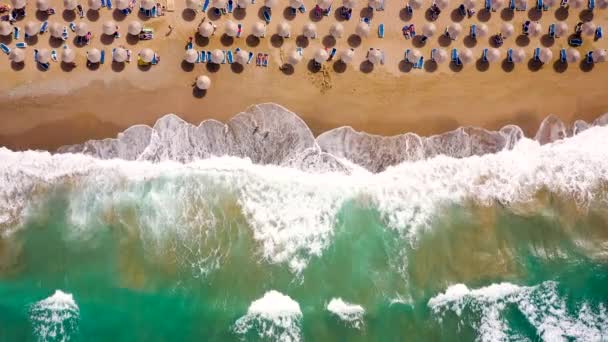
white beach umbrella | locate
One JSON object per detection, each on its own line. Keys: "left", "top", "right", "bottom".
{"left": 24, "top": 21, "right": 40, "bottom": 37}
{"left": 593, "top": 49, "right": 607, "bottom": 62}
{"left": 88, "top": 0, "right": 102, "bottom": 9}
{"left": 277, "top": 22, "right": 291, "bottom": 38}
{"left": 264, "top": 0, "right": 277, "bottom": 7}
{"left": 224, "top": 20, "right": 238, "bottom": 37}
{"left": 463, "top": 0, "right": 476, "bottom": 9}
{"left": 287, "top": 49, "right": 302, "bottom": 65}
{"left": 10, "top": 0, "right": 26, "bottom": 9}
{"left": 64, "top": 0, "right": 78, "bottom": 10}
{"left": 139, "top": 48, "right": 155, "bottom": 62}
{"left": 368, "top": 0, "right": 384, "bottom": 9}
{"left": 252, "top": 22, "right": 266, "bottom": 38}
{"left": 198, "top": 21, "right": 214, "bottom": 37}
{"left": 87, "top": 48, "right": 101, "bottom": 63}
{"left": 184, "top": 49, "right": 198, "bottom": 63}
{"left": 566, "top": 48, "right": 580, "bottom": 62}
{"left": 235, "top": 49, "right": 249, "bottom": 64}
{"left": 598, "top": 0, "right": 608, "bottom": 8}
{"left": 37, "top": 48, "right": 51, "bottom": 63}
{"left": 514, "top": 0, "right": 526, "bottom": 7}
{"left": 539, "top": 48, "right": 552, "bottom": 63}
{"left": 528, "top": 22, "right": 542, "bottom": 37}
{"left": 0, "top": 22, "right": 11, "bottom": 36}
{"left": 49, "top": 22, "right": 64, "bottom": 39}
{"left": 340, "top": 48, "right": 354, "bottom": 63}
{"left": 544, "top": 0, "right": 556, "bottom": 5}
{"left": 512, "top": 48, "right": 526, "bottom": 63}
{"left": 75, "top": 22, "right": 88, "bottom": 36}
{"left": 582, "top": 22, "right": 596, "bottom": 36}
{"left": 141, "top": 0, "right": 155, "bottom": 9}
{"left": 460, "top": 48, "right": 474, "bottom": 64}
{"left": 210, "top": 49, "right": 224, "bottom": 63}
{"left": 61, "top": 47, "right": 75, "bottom": 63}
{"left": 343, "top": 0, "right": 357, "bottom": 8}
{"left": 314, "top": 48, "right": 328, "bottom": 63}
{"left": 355, "top": 22, "right": 370, "bottom": 37}
{"left": 186, "top": 0, "right": 200, "bottom": 9}
{"left": 570, "top": 0, "right": 583, "bottom": 6}
{"left": 330, "top": 23, "right": 344, "bottom": 38}
{"left": 555, "top": 22, "right": 568, "bottom": 37}
{"left": 36, "top": 0, "right": 50, "bottom": 11}
{"left": 432, "top": 48, "right": 448, "bottom": 63}
{"left": 435, "top": 0, "right": 449, "bottom": 9}
{"left": 422, "top": 23, "right": 436, "bottom": 37}
{"left": 477, "top": 23, "right": 489, "bottom": 37}
{"left": 113, "top": 47, "right": 128, "bottom": 62}
{"left": 102, "top": 21, "right": 117, "bottom": 35}
{"left": 501, "top": 22, "right": 514, "bottom": 38}
{"left": 289, "top": 0, "right": 303, "bottom": 8}
{"left": 407, "top": 48, "right": 421, "bottom": 63}
{"left": 212, "top": 0, "right": 227, "bottom": 8}
{"left": 318, "top": 0, "right": 332, "bottom": 8}
{"left": 9, "top": 49, "right": 25, "bottom": 63}
{"left": 196, "top": 75, "right": 211, "bottom": 89}
{"left": 367, "top": 49, "right": 382, "bottom": 65}
{"left": 128, "top": 21, "right": 143, "bottom": 35}
{"left": 303, "top": 23, "right": 317, "bottom": 38}
{"left": 490, "top": 0, "right": 504, "bottom": 9}
{"left": 238, "top": 0, "right": 250, "bottom": 7}
{"left": 447, "top": 23, "right": 462, "bottom": 39}
{"left": 409, "top": 0, "right": 423, "bottom": 9}
{"left": 486, "top": 48, "right": 501, "bottom": 62}
{"left": 116, "top": 0, "right": 130, "bottom": 9}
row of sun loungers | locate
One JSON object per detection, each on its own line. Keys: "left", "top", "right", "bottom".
{"left": 190, "top": 48, "right": 262, "bottom": 66}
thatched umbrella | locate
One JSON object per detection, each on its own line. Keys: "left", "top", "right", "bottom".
{"left": 11, "top": 0, "right": 26, "bottom": 9}
{"left": 539, "top": 48, "right": 552, "bottom": 63}
{"left": 75, "top": 22, "right": 88, "bottom": 36}
{"left": 501, "top": 22, "right": 514, "bottom": 38}
{"left": 435, "top": 0, "right": 449, "bottom": 9}
{"left": 186, "top": 0, "right": 200, "bottom": 10}
{"left": 113, "top": 47, "right": 128, "bottom": 62}
{"left": 198, "top": 21, "right": 214, "bottom": 37}
{"left": 409, "top": 0, "right": 423, "bottom": 9}
{"left": 582, "top": 22, "right": 596, "bottom": 36}
{"left": 196, "top": 75, "right": 211, "bottom": 89}
{"left": 318, "top": 0, "right": 332, "bottom": 9}
{"left": 565, "top": 48, "right": 580, "bottom": 62}
{"left": 184, "top": 49, "right": 198, "bottom": 63}
{"left": 355, "top": 22, "right": 370, "bottom": 37}
{"left": 9, "top": 49, "right": 25, "bottom": 63}
{"left": 592, "top": 49, "right": 607, "bottom": 62}
{"left": 486, "top": 48, "right": 501, "bottom": 62}
{"left": 330, "top": 23, "right": 344, "bottom": 38}
{"left": 252, "top": 22, "right": 266, "bottom": 37}
{"left": 340, "top": 48, "right": 354, "bottom": 63}
{"left": 407, "top": 49, "right": 421, "bottom": 63}
{"left": 116, "top": 0, "right": 130, "bottom": 9}
{"left": 512, "top": 48, "right": 526, "bottom": 63}
{"left": 277, "top": 22, "right": 291, "bottom": 38}
{"left": 139, "top": 48, "right": 155, "bottom": 62}
{"left": 463, "top": 0, "right": 475, "bottom": 9}
{"left": 343, "top": 0, "right": 357, "bottom": 8}
{"left": 210, "top": 49, "right": 224, "bottom": 63}
{"left": 447, "top": 23, "right": 462, "bottom": 39}
{"left": 102, "top": 21, "right": 117, "bottom": 35}
{"left": 367, "top": 49, "right": 382, "bottom": 64}
{"left": 303, "top": 22, "right": 317, "bottom": 38}
{"left": 141, "top": 0, "right": 155, "bottom": 9}
{"left": 64, "top": 0, "right": 78, "bottom": 10}
{"left": 289, "top": 0, "right": 303, "bottom": 8}
{"left": 36, "top": 0, "right": 50, "bottom": 11}
{"left": 24, "top": 21, "right": 40, "bottom": 37}
{"left": 88, "top": 0, "right": 102, "bottom": 9}
{"left": 555, "top": 22, "right": 568, "bottom": 37}
{"left": 37, "top": 48, "right": 51, "bottom": 63}
{"left": 460, "top": 48, "right": 474, "bottom": 64}
{"left": 128, "top": 21, "right": 143, "bottom": 35}
{"left": 528, "top": 21, "right": 542, "bottom": 37}
{"left": 287, "top": 49, "right": 302, "bottom": 65}
{"left": 61, "top": 47, "right": 76, "bottom": 63}
{"left": 49, "top": 23, "right": 64, "bottom": 39}
{"left": 0, "top": 22, "right": 11, "bottom": 36}
{"left": 224, "top": 20, "right": 238, "bottom": 37}
{"left": 422, "top": 23, "right": 436, "bottom": 37}
{"left": 87, "top": 48, "right": 101, "bottom": 63}
{"left": 314, "top": 48, "right": 328, "bottom": 63}
{"left": 432, "top": 48, "right": 448, "bottom": 63}
{"left": 235, "top": 49, "right": 249, "bottom": 64}
{"left": 477, "top": 23, "right": 488, "bottom": 37}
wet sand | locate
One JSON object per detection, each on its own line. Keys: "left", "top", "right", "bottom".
{"left": 0, "top": 0, "right": 607, "bottom": 151}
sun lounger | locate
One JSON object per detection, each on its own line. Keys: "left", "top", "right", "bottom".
{"left": 207, "top": 51, "right": 211, "bottom": 61}
{"left": 507, "top": 48, "right": 513, "bottom": 62}
{"left": 100, "top": 49, "right": 105, "bottom": 64}
{"left": 62, "top": 26, "right": 68, "bottom": 41}
{"left": 533, "top": 47, "right": 540, "bottom": 61}
{"left": 458, "top": 4, "right": 466, "bottom": 15}
{"left": 227, "top": 50, "right": 233, "bottom": 63}
{"left": 70, "top": 22, "right": 76, "bottom": 32}
{"left": 596, "top": 26, "right": 602, "bottom": 39}
{"left": 485, "top": 0, "right": 491, "bottom": 9}
{"left": 228, "top": 0, "right": 233, "bottom": 12}
{"left": 509, "top": 0, "right": 515, "bottom": 9}
{"left": 569, "top": 37, "right": 582, "bottom": 46}
{"left": 16, "top": 42, "right": 27, "bottom": 48}
{"left": 324, "top": 4, "right": 332, "bottom": 15}
{"left": 263, "top": 8, "right": 271, "bottom": 23}
{"left": 107, "top": 0, "right": 112, "bottom": 8}
{"left": 560, "top": 48, "right": 566, "bottom": 62}
{"left": 470, "top": 24, "right": 477, "bottom": 39}
{"left": 40, "top": 21, "right": 49, "bottom": 34}
{"left": 586, "top": 51, "right": 593, "bottom": 63}
{"left": 220, "top": 50, "right": 226, "bottom": 63}
{"left": 0, "top": 43, "right": 10, "bottom": 55}
{"left": 405, "top": 4, "right": 413, "bottom": 14}
{"left": 588, "top": 0, "right": 594, "bottom": 9}
{"left": 548, "top": 23, "right": 555, "bottom": 38}
{"left": 101, "top": 0, "right": 106, "bottom": 6}
{"left": 263, "top": 53, "right": 268, "bottom": 66}
{"left": 200, "top": 50, "right": 207, "bottom": 62}
{"left": 378, "top": 23, "right": 384, "bottom": 38}
{"left": 51, "top": 49, "right": 57, "bottom": 61}
{"left": 151, "top": 53, "right": 158, "bottom": 65}
{"left": 536, "top": 0, "right": 542, "bottom": 9}
{"left": 431, "top": 48, "right": 437, "bottom": 62}
{"left": 482, "top": 48, "right": 488, "bottom": 62}
{"left": 405, "top": 48, "right": 410, "bottom": 62}
{"left": 151, "top": 6, "right": 157, "bottom": 16}
{"left": 298, "top": 4, "right": 306, "bottom": 12}
{"left": 414, "top": 56, "right": 423, "bottom": 68}
{"left": 203, "top": 0, "right": 210, "bottom": 11}
{"left": 187, "top": 41, "right": 193, "bottom": 50}
{"left": 13, "top": 26, "right": 19, "bottom": 39}
{"left": 328, "top": 47, "right": 337, "bottom": 60}
{"left": 451, "top": 48, "right": 462, "bottom": 65}
{"left": 247, "top": 51, "right": 253, "bottom": 63}
{"left": 256, "top": 52, "right": 262, "bottom": 66}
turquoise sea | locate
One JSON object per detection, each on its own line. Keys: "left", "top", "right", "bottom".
{"left": 0, "top": 125, "right": 607, "bottom": 341}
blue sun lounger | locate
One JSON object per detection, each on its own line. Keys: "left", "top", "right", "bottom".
{"left": 405, "top": 48, "right": 411, "bottom": 62}
{"left": 414, "top": 56, "right": 424, "bottom": 68}
{"left": 203, "top": 0, "right": 210, "bottom": 11}
{"left": 16, "top": 42, "right": 27, "bottom": 48}
{"left": 549, "top": 23, "right": 555, "bottom": 38}
{"left": 458, "top": 4, "right": 466, "bottom": 15}
{"left": 560, "top": 48, "right": 566, "bottom": 62}
{"left": 378, "top": 23, "right": 384, "bottom": 38}
{"left": 328, "top": 47, "right": 337, "bottom": 60}
{"left": 533, "top": 47, "right": 540, "bottom": 61}
{"left": 405, "top": 4, "right": 413, "bottom": 14}
{"left": 485, "top": 0, "right": 491, "bottom": 10}
{"left": 470, "top": 24, "right": 477, "bottom": 39}
{"left": 40, "top": 21, "right": 49, "bottom": 34}
{"left": 221, "top": 51, "right": 226, "bottom": 63}
{"left": 509, "top": 0, "right": 515, "bottom": 9}
{"left": 482, "top": 48, "right": 488, "bottom": 62}
{"left": 569, "top": 37, "right": 582, "bottom": 46}
{"left": 107, "top": 0, "right": 112, "bottom": 8}
{"left": 451, "top": 48, "right": 461, "bottom": 65}
{"left": 200, "top": 50, "right": 207, "bottom": 62}
{"left": 536, "top": 0, "right": 543, "bottom": 9}
{"left": 586, "top": 51, "right": 593, "bottom": 63}
{"left": 0, "top": 43, "right": 10, "bottom": 55}
{"left": 237, "top": 23, "right": 242, "bottom": 37}
{"left": 588, "top": 0, "right": 594, "bottom": 9}
{"left": 263, "top": 53, "right": 269, "bottom": 66}
{"left": 62, "top": 26, "right": 69, "bottom": 40}
{"left": 227, "top": 50, "right": 233, "bottom": 63}
{"left": 207, "top": 51, "right": 212, "bottom": 61}
{"left": 596, "top": 26, "right": 603, "bottom": 39}
{"left": 298, "top": 4, "right": 306, "bottom": 12}
{"left": 247, "top": 51, "right": 253, "bottom": 63}
{"left": 431, "top": 48, "right": 437, "bottom": 61}
{"left": 100, "top": 49, "right": 105, "bottom": 64}
{"left": 101, "top": 0, "right": 106, "bottom": 6}
{"left": 507, "top": 48, "right": 513, "bottom": 62}
{"left": 228, "top": 0, "right": 233, "bottom": 12}
{"left": 263, "top": 8, "right": 271, "bottom": 23}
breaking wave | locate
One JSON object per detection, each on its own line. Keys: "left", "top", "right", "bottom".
{"left": 326, "top": 298, "right": 365, "bottom": 329}
{"left": 29, "top": 290, "right": 79, "bottom": 342}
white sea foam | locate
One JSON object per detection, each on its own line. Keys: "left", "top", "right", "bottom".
{"left": 233, "top": 290, "right": 302, "bottom": 342}
{"left": 326, "top": 298, "right": 365, "bottom": 329}
{"left": 1, "top": 126, "right": 608, "bottom": 274}
{"left": 30, "top": 290, "right": 80, "bottom": 342}
{"left": 429, "top": 281, "right": 608, "bottom": 342}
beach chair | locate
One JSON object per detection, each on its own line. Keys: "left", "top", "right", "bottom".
{"left": 586, "top": 51, "right": 593, "bottom": 63}
{"left": 569, "top": 37, "right": 582, "bottom": 46}
{"left": 256, "top": 52, "right": 262, "bottom": 66}
{"left": 470, "top": 24, "right": 477, "bottom": 39}
{"left": 328, "top": 47, "right": 337, "bottom": 60}
{"left": 227, "top": 50, "right": 233, "bottom": 63}
{"left": 62, "top": 26, "right": 68, "bottom": 41}
{"left": 431, "top": 48, "right": 437, "bottom": 62}
{"left": 536, "top": 0, "right": 543, "bottom": 9}
{"left": 200, "top": 50, "right": 207, "bottom": 62}
{"left": 507, "top": 48, "right": 513, "bottom": 62}
{"left": 297, "top": 47, "right": 303, "bottom": 56}
{"left": 16, "top": 42, "right": 27, "bottom": 48}
{"left": 596, "top": 27, "right": 602, "bottom": 39}
{"left": 405, "top": 4, "right": 413, "bottom": 14}
{"left": 207, "top": 51, "right": 211, "bottom": 61}
{"left": 560, "top": 48, "right": 566, "bottom": 63}
{"left": 236, "top": 23, "right": 242, "bottom": 38}
{"left": 263, "top": 8, "right": 271, "bottom": 23}
{"left": 0, "top": 43, "right": 10, "bottom": 55}
{"left": 509, "top": 0, "right": 515, "bottom": 9}
{"left": 451, "top": 48, "right": 462, "bottom": 65}
{"left": 40, "top": 21, "right": 49, "bottom": 34}
{"left": 13, "top": 26, "right": 19, "bottom": 39}
{"left": 414, "top": 56, "right": 423, "bottom": 68}
{"left": 100, "top": 49, "right": 105, "bottom": 64}
{"left": 549, "top": 24, "right": 555, "bottom": 38}
{"left": 203, "top": 0, "right": 210, "bottom": 11}
{"left": 51, "top": 49, "right": 57, "bottom": 61}
{"left": 485, "top": 0, "right": 491, "bottom": 10}
{"left": 247, "top": 51, "right": 253, "bottom": 63}
{"left": 588, "top": 0, "right": 594, "bottom": 9}
{"left": 187, "top": 41, "right": 193, "bottom": 50}
{"left": 227, "top": 0, "right": 233, "bottom": 12}
{"left": 107, "top": 0, "right": 112, "bottom": 8}
{"left": 70, "top": 22, "right": 76, "bottom": 32}
{"left": 482, "top": 48, "right": 488, "bottom": 62}
{"left": 221, "top": 51, "right": 226, "bottom": 64}
{"left": 458, "top": 4, "right": 466, "bottom": 15}
{"left": 298, "top": 4, "right": 306, "bottom": 12}
{"left": 378, "top": 23, "right": 384, "bottom": 38}
{"left": 405, "top": 48, "right": 410, "bottom": 62}
{"left": 101, "top": 0, "right": 106, "bottom": 6}
{"left": 263, "top": 53, "right": 269, "bottom": 66}
{"left": 533, "top": 47, "right": 540, "bottom": 61}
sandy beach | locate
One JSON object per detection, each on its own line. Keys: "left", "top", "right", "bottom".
{"left": 0, "top": 0, "right": 607, "bottom": 151}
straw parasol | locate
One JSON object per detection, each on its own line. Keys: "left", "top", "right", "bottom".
{"left": 340, "top": 48, "right": 354, "bottom": 63}
{"left": 210, "top": 49, "right": 224, "bottom": 63}
{"left": 486, "top": 48, "right": 501, "bottom": 62}
{"left": 314, "top": 48, "right": 328, "bottom": 63}
{"left": 289, "top": 0, "right": 303, "bottom": 8}
{"left": 224, "top": 20, "right": 238, "bottom": 37}
{"left": 343, "top": 0, "right": 357, "bottom": 8}
{"left": 432, "top": 48, "right": 448, "bottom": 63}
{"left": 37, "top": 49, "right": 51, "bottom": 63}
{"left": 368, "top": 0, "right": 383, "bottom": 9}
{"left": 566, "top": 48, "right": 580, "bottom": 62}
{"left": 87, "top": 48, "right": 101, "bottom": 63}
{"left": 477, "top": 23, "right": 488, "bottom": 37}
{"left": 318, "top": 0, "right": 332, "bottom": 9}
{"left": 501, "top": 22, "right": 514, "bottom": 38}
{"left": 11, "top": 0, "right": 26, "bottom": 9}
{"left": 264, "top": 0, "right": 277, "bottom": 7}
{"left": 582, "top": 22, "right": 596, "bottom": 36}
{"left": 128, "top": 21, "right": 142, "bottom": 35}
{"left": 409, "top": 0, "right": 423, "bottom": 9}
{"left": 570, "top": 0, "right": 583, "bottom": 6}
{"left": 141, "top": 0, "right": 155, "bottom": 9}
{"left": 407, "top": 49, "right": 421, "bottom": 63}
{"left": 555, "top": 22, "right": 568, "bottom": 37}
{"left": 139, "top": 48, "right": 155, "bottom": 62}
{"left": 88, "top": 0, "right": 102, "bottom": 9}
{"left": 447, "top": 23, "right": 462, "bottom": 39}
{"left": 355, "top": 22, "right": 370, "bottom": 37}
{"left": 116, "top": 0, "right": 130, "bottom": 9}
{"left": 252, "top": 22, "right": 266, "bottom": 38}
{"left": 196, "top": 75, "right": 211, "bottom": 90}
{"left": 460, "top": 48, "right": 474, "bottom": 64}
{"left": 113, "top": 47, "right": 128, "bottom": 62}
{"left": 287, "top": 49, "right": 302, "bottom": 65}
{"left": 303, "top": 23, "right": 317, "bottom": 38}
{"left": 61, "top": 47, "right": 75, "bottom": 63}
{"left": 75, "top": 22, "right": 88, "bottom": 36}
{"left": 186, "top": 0, "right": 200, "bottom": 9}
{"left": 102, "top": 21, "right": 117, "bottom": 35}
{"left": 528, "top": 22, "right": 542, "bottom": 37}
{"left": 36, "top": 0, "right": 50, "bottom": 11}
{"left": 184, "top": 49, "right": 198, "bottom": 63}
{"left": 235, "top": 49, "right": 249, "bottom": 64}
{"left": 539, "top": 48, "right": 552, "bottom": 63}
{"left": 512, "top": 48, "right": 526, "bottom": 63}
{"left": 212, "top": 0, "right": 227, "bottom": 8}
{"left": 330, "top": 23, "right": 344, "bottom": 38}
{"left": 24, "top": 22, "right": 40, "bottom": 37}
{"left": 0, "top": 22, "right": 11, "bottom": 36}
{"left": 593, "top": 49, "right": 607, "bottom": 62}
{"left": 49, "top": 22, "right": 64, "bottom": 39}
{"left": 9, "top": 49, "right": 25, "bottom": 63}
{"left": 463, "top": 0, "right": 475, "bottom": 9}
{"left": 238, "top": 0, "right": 250, "bottom": 7}
{"left": 490, "top": 0, "right": 504, "bottom": 9}
{"left": 198, "top": 21, "right": 214, "bottom": 37}
{"left": 277, "top": 22, "right": 291, "bottom": 38}
{"left": 422, "top": 23, "right": 436, "bottom": 37}
{"left": 64, "top": 0, "right": 78, "bottom": 10}
{"left": 435, "top": 0, "right": 449, "bottom": 9}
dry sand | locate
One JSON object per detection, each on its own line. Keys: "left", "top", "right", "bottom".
{"left": 0, "top": 0, "right": 607, "bottom": 151}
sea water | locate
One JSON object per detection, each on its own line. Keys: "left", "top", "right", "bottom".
{"left": 0, "top": 125, "right": 607, "bottom": 341}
